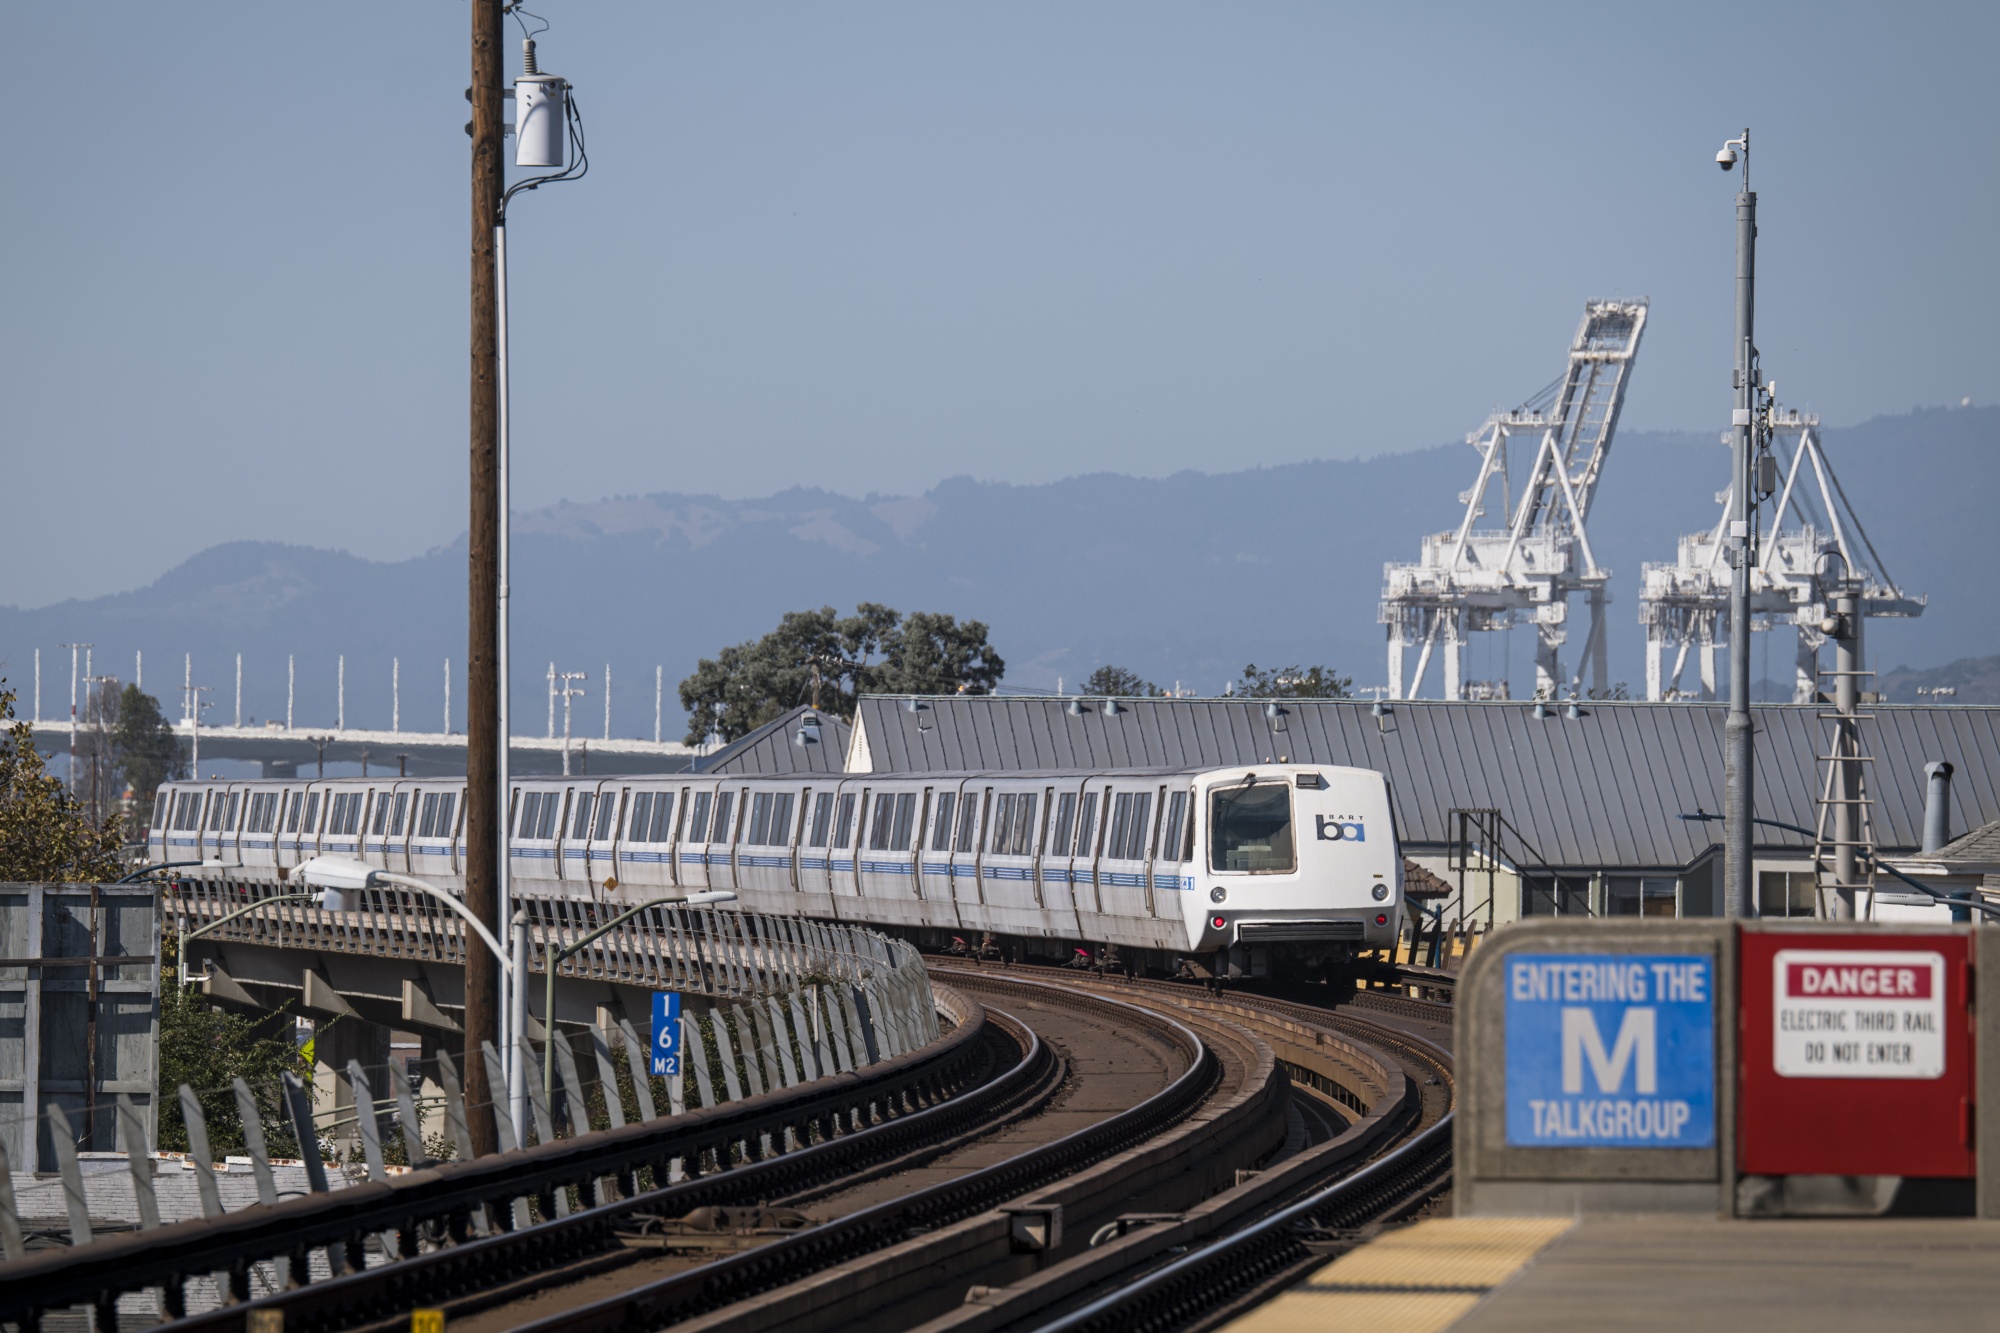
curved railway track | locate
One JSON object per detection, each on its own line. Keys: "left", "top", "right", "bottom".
{"left": 12, "top": 965, "right": 1455, "bottom": 1333}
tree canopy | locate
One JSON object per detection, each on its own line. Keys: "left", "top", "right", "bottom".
{"left": 1234, "top": 663, "right": 1354, "bottom": 699}
{"left": 678, "top": 604, "right": 1005, "bottom": 744}
{"left": 1081, "top": 665, "right": 1164, "bottom": 697}
{"left": 113, "top": 684, "right": 185, "bottom": 837}
{"left": 0, "top": 682, "right": 125, "bottom": 881}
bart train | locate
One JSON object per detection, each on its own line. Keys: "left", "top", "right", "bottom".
{"left": 151, "top": 762, "right": 1402, "bottom": 977}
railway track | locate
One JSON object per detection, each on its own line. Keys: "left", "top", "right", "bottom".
{"left": 15, "top": 963, "right": 1454, "bottom": 1333}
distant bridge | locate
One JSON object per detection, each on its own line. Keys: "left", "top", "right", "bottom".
{"left": 30, "top": 718, "right": 700, "bottom": 778}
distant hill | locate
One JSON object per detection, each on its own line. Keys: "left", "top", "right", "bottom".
{"left": 1, "top": 406, "right": 1994, "bottom": 740}
{"left": 1879, "top": 655, "right": 2000, "bottom": 705}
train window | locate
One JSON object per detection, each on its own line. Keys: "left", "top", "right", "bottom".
{"left": 571, "top": 793, "right": 595, "bottom": 840}
{"left": 302, "top": 792, "right": 322, "bottom": 834}
{"left": 1077, "top": 792, "right": 1099, "bottom": 856}
{"left": 833, "top": 793, "right": 858, "bottom": 848}
{"left": 629, "top": 792, "right": 653, "bottom": 841}
{"left": 330, "top": 793, "right": 365, "bottom": 836}
{"left": 207, "top": 795, "right": 228, "bottom": 832}
{"left": 152, "top": 793, "right": 170, "bottom": 829}
{"left": 870, "top": 793, "right": 917, "bottom": 852}
{"left": 1107, "top": 793, "right": 1150, "bottom": 860}
{"left": 748, "top": 792, "right": 774, "bottom": 845}
{"left": 807, "top": 793, "right": 836, "bottom": 848}
{"left": 987, "top": 795, "right": 1013, "bottom": 854}
{"left": 223, "top": 792, "right": 242, "bottom": 831}
{"left": 649, "top": 792, "right": 675, "bottom": 842}
{"left": 930, "top": 793, "right": 956, "bottom": 851}
{"left": 246, "top": 792, "right": 278, "bottom": 834}
{"left": 372, "top": 795, "right": 394, "bottom": 835}
{"left": 773, "top": 793, "right": 797, "bottom": 845}
{"left": 955, "top": 795, "right": 980, "bottom": 853}
{"left": 687, "top": 792, "right": 713, "bottom": 843}
{"left": 1049, "top": 793, "right": 1077, "bottom": 857}
{"left": 282, "top": 793, "right": 300, "bottom": 833}
{"left": 1157, "top": 792, "right": 1189, "bottom": 863}
{"left": 421, "top": 791, "right": 459, "bottom": 840}
{"left": 1209, "top": 781, "right": 1295, "bottom": 874}
{"left": 594, "top": 793, "right": 619, "bottom": 840}
{"left": 392, "top": 792, "right": 409, "bottom": 835}
{"left": 712, "top": 793, "right": 737, "bottom": 845}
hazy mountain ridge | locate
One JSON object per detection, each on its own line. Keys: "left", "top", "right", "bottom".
{"left": 1, "top": 407, "right": 1993, "bottom": 738}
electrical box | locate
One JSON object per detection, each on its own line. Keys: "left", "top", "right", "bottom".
{"left": 1739, "top": 928, "right": 1974, "bottom": 1178}
{"left": 516, "top": 74, "right": 567, "bottom": 168}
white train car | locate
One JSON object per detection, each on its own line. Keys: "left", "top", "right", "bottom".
{"left": 151, "top": 762, "right": 1401, "bottom": 977}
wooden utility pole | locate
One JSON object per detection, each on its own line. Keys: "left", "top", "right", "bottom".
{"left": 463, "top": 0, "right": 504, "bottom": 1156}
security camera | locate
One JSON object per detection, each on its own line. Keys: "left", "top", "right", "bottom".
{"left": 1716, "top": 146, "right": 1739, "bottom": 171}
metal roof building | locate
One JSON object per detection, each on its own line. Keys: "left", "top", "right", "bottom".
{"left": 839, "top": 696, "right": 2000, "bottom": 918}
{"left": 700, "top": 705, "right": 850, "bottom": 775}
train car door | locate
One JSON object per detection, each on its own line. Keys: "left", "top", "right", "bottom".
{"left": 917, "top": 783, "right": 968, "bottom": 931}
{"left": 1036, "top": 779, "right": 1091, "bottom": 942}
{"left": 1096, "top": 783, "right": 1157, "bottom": 948}
{"left": 240, "top": 789, "right": 283, "bottom": 876}
{"left": 978, "top": 781, "right": 1048, "bottom": 939}
{"left": 831, "top": 786, "right": 867, "bottom": 902}
{"left": 364, "top": 783, "right": 413, "bottom": 872}
{"left": 711, "top": 785, "right": 744, "bottom": 892}
{"left": 209, "top": 784, "right": 247, "bottom": 867}
{"left": 855, "top": 782, "right": 924, "bottom": 928}
{"left": 797, "top": 788, "right": 839, "bottom": 908}
{"left": 735, "top": 783, "right": 803, "bottom": 915}
{"left": 410, "top": 784, "right": 464, "bottom": 876}
{"left": 1149, "top": 785, "right": 1196, "bottom": 948}
{"left": 277, "top": 785, "right": 320, "bottom": 870}
{"left": 949, "top": 786, "right": 988, "bottom": 927}
{"left": 580, "top": 781, "right": 623, "bottom": 896}
{"left": 508, "top": 784, "right": 560, "bottom": 889}
{"left": 617, "top": 786, "right": 676, "bottom": 893}
{"left": 677, "top": 784, "right": 716, "bottom": 891}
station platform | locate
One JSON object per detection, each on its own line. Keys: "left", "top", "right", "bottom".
{"left": 1223, "top": 1214, "right": 2000, "bottom": 1331}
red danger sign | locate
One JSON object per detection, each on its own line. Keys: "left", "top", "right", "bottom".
{"left": 1784, "top": 962, "right": 1932, "bottom": 1000}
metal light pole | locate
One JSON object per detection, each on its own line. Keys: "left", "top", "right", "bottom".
{"left": 1717, "top": 128, "right": 1758, "bottom": 919}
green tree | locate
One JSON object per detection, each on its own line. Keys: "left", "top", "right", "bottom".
{"left": 679, "top": 604, "right": 1004, "bottom": 744}
{"left": 1082, "top": 665, "right": 1164, "bottom": 697}
{"left": 1235, "top": 663, "right": 1353, "bottom": 699}
{"left": 157, "top": 943, "right": 310, "bottom": 1157}
{"left": 0, "top": 682, "right": 124, "bottom": 882}
{"left": 113, "top": 684, "right": 185, "bottom": 839}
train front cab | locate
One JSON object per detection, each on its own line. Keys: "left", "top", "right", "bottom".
{"left": 1192, "top": 765, "right": 1402, "bottom": 979}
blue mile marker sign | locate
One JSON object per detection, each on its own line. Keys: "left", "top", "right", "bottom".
{"left": 1505, "top": 953, "right": 1715, "bottom": 1148}
{"left": 650, "top": 992, "right": 683, "bottom": 1078}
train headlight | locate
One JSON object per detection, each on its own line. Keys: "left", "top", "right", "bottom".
{"left": 1211, "top": 915, "right": 1227, "bottom": 931}
{"left": 1209, "top": 887, "right": 1227, "bottom": 903}
{"left": 1371, "top": 884, "right": 1389, "bottom": 901}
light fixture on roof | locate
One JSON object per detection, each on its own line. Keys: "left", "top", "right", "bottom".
{"left": 904, "top": 698, "right": 925, "bottom": 714}
{"left": 1533, "top": 701, "right": 1550, "bottom": 719}
{"left": 1564, "top": 700, "right": 1583, "bottom": 721}
{"left": 1103, "top": 699, "right": 1123, "bottom": 717}
{"left": 1371, "top": 699, "right": 1389, "bottom": 718}
{"left": 1066, "top": 699, "right": 1087, "bottom": 717}
{"left": 1264, "top": 702, "right": 1285, "bottom": 720}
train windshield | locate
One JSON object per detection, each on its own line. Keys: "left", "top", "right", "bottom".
{"left": 1210, "top": 781, "right": 1295, "bottom": 874}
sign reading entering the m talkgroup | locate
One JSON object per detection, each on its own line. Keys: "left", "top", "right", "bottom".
{"left": 1505, "top": 953, "right": 1715, "bottom": 1148}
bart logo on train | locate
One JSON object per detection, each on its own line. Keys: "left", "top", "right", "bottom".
{"left": 1315, "top": 815, "right": 1366, "bottom": 842}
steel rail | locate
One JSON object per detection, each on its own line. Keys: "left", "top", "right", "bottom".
{"left": 3, "top": 995, "right": 1001, "bottom": 1331}
{"left": 1025, "top": 1110, "right": 1454, "bottom": 1333}
{"left": 507, "top": 984, "right": 1217, "bottom": 1333}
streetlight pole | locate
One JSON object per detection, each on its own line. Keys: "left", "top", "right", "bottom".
{"left": 1717, "top": 128, "right": 1758, "bottom": 920}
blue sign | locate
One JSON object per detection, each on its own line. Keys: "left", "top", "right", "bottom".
{"left": 650, "top": 992, "right": 682, "bottom": 1077}
{"left": 1505, "top": 953, "right": 1715, "bottom": 1148}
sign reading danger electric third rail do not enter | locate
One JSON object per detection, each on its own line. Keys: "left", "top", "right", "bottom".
{"left": 1772, "top": 950, "right": 1946, "bottom": 1079}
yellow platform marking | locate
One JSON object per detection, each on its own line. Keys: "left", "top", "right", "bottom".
{"left": 1220, "top": 1216, "right": 1574, "bottom": 1332}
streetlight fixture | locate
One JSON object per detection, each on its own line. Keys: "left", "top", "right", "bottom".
{"left": 539, "top": 891, "right": 736, "bottom": 1107}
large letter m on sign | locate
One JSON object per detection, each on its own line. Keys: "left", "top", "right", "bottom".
{"left": 1561, "top": 1008, "right": 1657, "bottom": 1094}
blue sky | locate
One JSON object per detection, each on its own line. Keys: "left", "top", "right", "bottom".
{"left": 6, "top": 2, "right": 1995, "bottom": 607}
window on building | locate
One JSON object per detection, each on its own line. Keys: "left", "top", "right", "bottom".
{"left": 1606, "top": 876, "right": 1679, "bottom": 918}
{"left": 1523, "top": 874, "right": 1593, "bottom": 916}
{"left": 1757, "top": 870, "right": 1817, "bottom": 919}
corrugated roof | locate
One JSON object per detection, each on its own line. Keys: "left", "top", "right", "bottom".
{"left": 698, "top": 705, "right": 851, "bottom": 775}
{"left": 848, "top": 696, "right": 2000, "bottom": 870}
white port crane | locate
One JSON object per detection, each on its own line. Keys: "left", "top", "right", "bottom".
{"left": 1638, "top": 406, "right": 1924, "bottom": 702}
{"left": 1380, "top": 299, "right": 1648, "bottom": 700}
